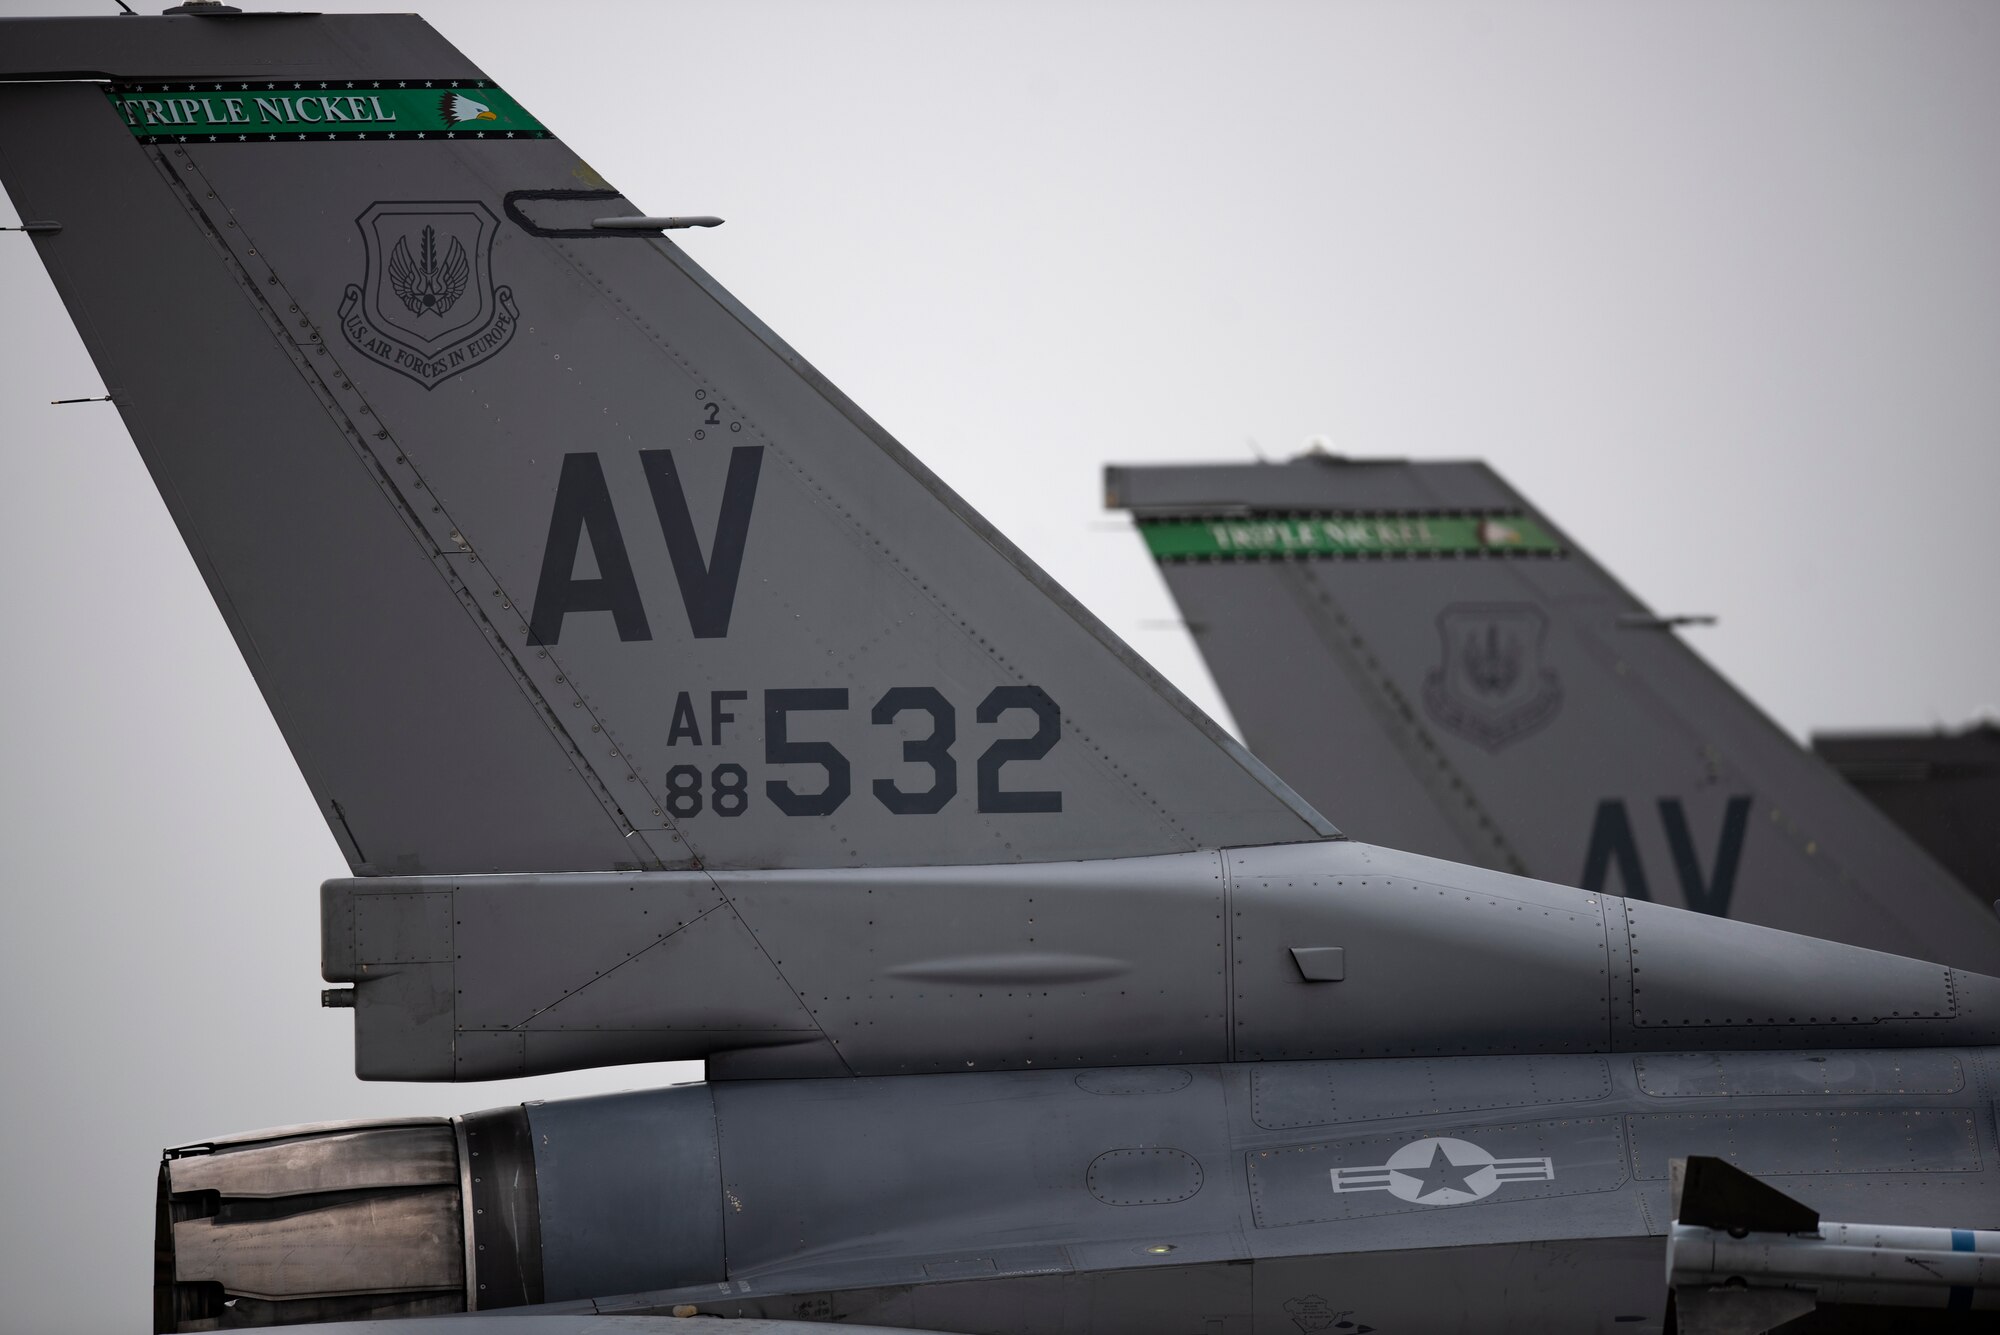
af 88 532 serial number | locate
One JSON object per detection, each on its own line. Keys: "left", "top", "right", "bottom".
{"left": 654, "top": 685, "right": 1061, "bottom": 817}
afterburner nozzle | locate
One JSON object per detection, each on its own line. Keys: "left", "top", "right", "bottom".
{"left": 154, "top": 1119, "right": 466, "bottom": 1331}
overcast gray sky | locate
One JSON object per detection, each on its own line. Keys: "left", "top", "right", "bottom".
{"left": 3, "top": 1, "right": 1998, "bottom": 1329}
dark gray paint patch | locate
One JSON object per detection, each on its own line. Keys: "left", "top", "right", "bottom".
{"left": 1252, "top": 1055, "right": 1613, "bottom": 1130}
{"left": 525, "top": 1086, "right": 723, "bottom": 1302}
{"left": 1634, "top": 1051, "right": 1964, "bottom": 1098}
{"left": 1627, "top": 1108, "right": 1982, "bottom": 1179}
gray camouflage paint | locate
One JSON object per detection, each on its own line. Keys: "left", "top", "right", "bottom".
{"left": 3, "top": 12, "right": 1996, "bottom": 1334}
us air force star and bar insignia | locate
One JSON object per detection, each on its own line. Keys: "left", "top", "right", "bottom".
{"left": 1330, "top": 1136, "right": 1555, "bottom": 1205}
{"left": 341, "top": 201, "right": 520, "bottom": 389}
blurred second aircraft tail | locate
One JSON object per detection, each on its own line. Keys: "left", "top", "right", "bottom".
{"left": 1106, "top": 455, "right": 2000, "bottom": 973}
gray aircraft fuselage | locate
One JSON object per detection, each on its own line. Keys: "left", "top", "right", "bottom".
{"left": 169, "top": 1040, "right": 2000, "bottom": 1333}
{"left": 170, "top": 838, "right": 2000, "bottom": 1331}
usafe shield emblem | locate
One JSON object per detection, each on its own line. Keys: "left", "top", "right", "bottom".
{"left": 1421, "top": 603, "right": 1563, "bottom": 751}
{"left": 341, "top": 201, "right": 519, "bottom": 388}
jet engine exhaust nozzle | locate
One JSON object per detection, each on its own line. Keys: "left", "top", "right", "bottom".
{"left": 154, "top": 1119, "right": 467, "bottom": 1331}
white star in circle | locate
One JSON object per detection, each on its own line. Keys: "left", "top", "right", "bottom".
{"left": 1329, "top": 1137, "right": 1556, "bottom": 1207}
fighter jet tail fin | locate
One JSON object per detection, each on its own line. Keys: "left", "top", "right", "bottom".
{"left": 0, "top": 14, "right": 1332, "bottom": 879}
{"left": 1105, "top": 455, "right": 2000, "bottom": 973}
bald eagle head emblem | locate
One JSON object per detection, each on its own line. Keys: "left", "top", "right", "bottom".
{"left": 441, "top": 92, "right": 498, "bottom": 124}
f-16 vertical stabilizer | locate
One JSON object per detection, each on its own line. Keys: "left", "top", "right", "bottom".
{"left": 1105, "top": 456, "right": 2000, "bottom": 974}
{"left": 0, "top": 12, "right": 1332, "bottom": 888}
